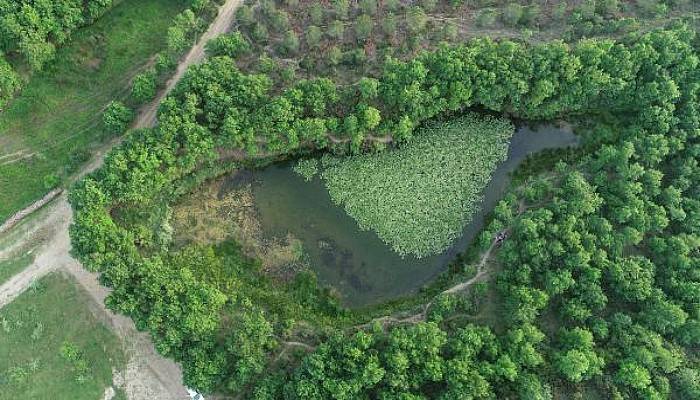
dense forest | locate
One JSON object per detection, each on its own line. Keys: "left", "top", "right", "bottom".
{"left": 65, "top": 0, "right": 700, "bottom": 398}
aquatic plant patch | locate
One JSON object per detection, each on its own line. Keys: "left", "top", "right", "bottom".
{"left": 292, "top": 159, "right": 320, "bottom": 181}
{"left": 321, "top": 114, "right": 514, "bottom": 258}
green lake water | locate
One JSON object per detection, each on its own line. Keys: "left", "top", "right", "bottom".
{"left": 224, "top": 124, "right": 578, "bottom": 307}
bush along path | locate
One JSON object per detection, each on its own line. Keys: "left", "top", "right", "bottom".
{"left": 0, "top": 0, "right": 243, "bottom": 397}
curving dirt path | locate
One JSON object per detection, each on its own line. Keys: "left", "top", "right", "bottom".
{"left": 0, "top": 0, "right": 242, "bottom": 398}
{"left": 354, "top": 232, "right": 507, "bottom": 331}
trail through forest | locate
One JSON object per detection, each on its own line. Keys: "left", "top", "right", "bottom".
{"left": 352, "top": 238, "right": 500, "bottom": 331}
{"left": 0, "top": 0, "right": 242, "bottom": 398}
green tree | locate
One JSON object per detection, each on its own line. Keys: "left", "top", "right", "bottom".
{"left": 131, "top": 70, "right": 156, "bottom": 103}
{"left": 553, "top": 328, "right": 604, "bottom": 383}
{"left": 103, "top": 101, "right": 133, "bottom": 134}
{"left": 205, "top": 32, "right": 251, "bottom": 58}
{"left": 607, "top": 256, "right": 655, "bottom": 302}
{"left": 358, "top": 77, "right": 379, "bottom": 100}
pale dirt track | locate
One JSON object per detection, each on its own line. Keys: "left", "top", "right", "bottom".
{"left": 0, "top": 0, "right": 241, "bottom": 398}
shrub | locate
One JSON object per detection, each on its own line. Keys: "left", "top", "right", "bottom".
{"left": 258, "top": 55, "right": 277, "bottom": 74}
{"left": 355, "top": 14, "right": 374, "bottom": 41}
{"left": 252, "top": 23, "right": 270, "bottom": 44}
{"left": 236, "top": 5, "right": 255, "bottom": 27}
{"left": 306, "top": 26, "right": 323, "bottom": 49}
{"left": 102, "top": 101, "right": 133, "bottom": 134}
{"left": 342, "top": 48, "right": 366, "bottom": 66}
{"left": 43, "top": 174, "right": 61, "bottom": 190}
{"left": 270, "top": 10, "right": 291, "bottom": 33}
{"left": 66, "top": 148, "right": 92, "bottom": 174}
{"left": 205, "top": 32, "right": 251, "bottom": 58}
{"left": 382, "top": 13, "right": 398, "bottom": 37}
{"left": 636, "top": 0, "right": 668, "bottom": 17}
{"left": 332, "top": 0, "right": 350, "bottom": 19}
{"left": 131, "top": 70, "right": 157, "bottom": 103}
{"left": 328, "top": 20, "right": 345, "bottom": 40}
{"left": 327, "top": 46, "right": 343, "bottom": 65}
{"left": 270, "top": 10, "right": 290, "bottom": 32}
{"left": 385, "top": 0, "right": 401, "bottom": 12}
{"left": 442, "top": 21, "right": 459, "bottom": 41}
{"left": 293, "top": 159, "right": 319, "bottom": 181}
{"left": 552, "top": 3, "right": 568, "bottom": 22}
{"left": 421, "top": 0, "right": 438, "bottom": 12}
{"left": 260, "top": 0, "right": 276, "bottom": 16}
{"left": 406, "top": 6, "right": 428, "bottom": 35}
{"left": 60, "top": 342, "right": 91, "bottom": 384}
{"left": 359, "top": 0, "right": 378, "bottom": 15}
{"left": 476, "top": 8, "right": 498, "bottom": 27}
{"left": 155, "top": 53, "right": 176, "bottom": 75}
{"left": 280, "top": 30, "right": 300, "bottom": 55}
{"left": 521, "top": 5, "right": 541, "bottom": 27}
{"left": 167, "top": 10, "right": 198, "bottom": 55}
{"left": 502, "top": 3, "right": 524, "bottom": 27}
{"left": 597, "top": 0, "right": 620, "bottom": 16}
{"left": 280, "top": 66, "right": 296, "bottom": 83}
{"left": 309, "top": 4, "right": 324, "bottom": 25}
{"left": 0, "top": 55, "right": 21, "bottom": 109}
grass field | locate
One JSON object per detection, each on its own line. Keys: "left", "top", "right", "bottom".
{"left": 0, "top": 253, "right": 34, "bottom": 286}
{"left": 0, "top": 273, "right": 125, "bottom": 399}
{"left": 0, "top": 0, "right": 188, "bottom": 222}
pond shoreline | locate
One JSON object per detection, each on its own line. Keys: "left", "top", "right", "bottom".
{"left": 218, "top": 121, "right": 580, "bottom": 307}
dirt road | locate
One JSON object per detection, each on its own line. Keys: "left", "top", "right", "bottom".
{"left": 0, "top": 0, "right": 241, "bottom": 398}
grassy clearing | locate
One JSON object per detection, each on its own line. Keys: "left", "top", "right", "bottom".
{"left": 0, "top": 273, "right": 125, "bottom": 399}
{"left": 0, "top": 253, "right": 34, "bottom": 286}
{"left": 0, "top": 0, "right": 188, "bottom": 222}
{"left": 321, "top": 114, "right": 513, "bottom": 258}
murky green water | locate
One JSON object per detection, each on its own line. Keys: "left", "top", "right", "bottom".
{"left": 227, "top": 123, "right": 578, "bottom": 307}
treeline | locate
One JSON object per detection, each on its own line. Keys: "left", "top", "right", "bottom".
{"left": 69, "top": 24, "right": 700, "bottom": 397}
{"left": 100, "top": 0, "right": 226, "bottom": 130}
{"left": 0, "top": 0, "right": 115, "bottom": 107}
{"left": 0, "top": 0, "right": 114, "bottom": 71}
{"left": 175, "top": 27, "right": 660, "bottom": 155}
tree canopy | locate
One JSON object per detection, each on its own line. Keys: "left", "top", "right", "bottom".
{"left": 68, "top": 25, "right": 700, "bottom": 398}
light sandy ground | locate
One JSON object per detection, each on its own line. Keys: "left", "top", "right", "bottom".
{"left": 0, "top": 0, "right": 242, "bottom": 398}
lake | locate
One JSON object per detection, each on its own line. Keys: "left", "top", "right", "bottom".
{"left": 225, "top": 123, "right": 579, "bottom": 307}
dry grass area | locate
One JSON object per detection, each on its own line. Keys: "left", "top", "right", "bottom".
{"left": 171, "top": 177, "right": 306, "bottom": 277}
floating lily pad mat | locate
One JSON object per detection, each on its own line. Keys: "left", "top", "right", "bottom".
{"left": 320, "top": 114, "right": 514, "bottom": 258}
